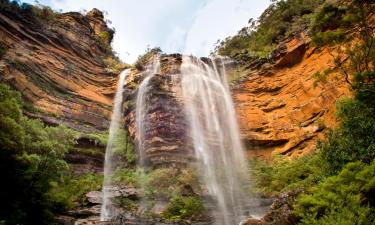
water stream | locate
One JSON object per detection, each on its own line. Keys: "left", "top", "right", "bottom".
{"left": 135, "top": 56, "right": 160, "bottom": 166}
{"left": 100, "top": 69, "right": 130, "bottom": 221}
{"left": 181, "top": 56, "right": 252, "bottom": 225}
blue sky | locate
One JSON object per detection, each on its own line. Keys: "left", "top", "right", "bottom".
{"left": 22, "top": 0, "right": 270, "bottom": 63}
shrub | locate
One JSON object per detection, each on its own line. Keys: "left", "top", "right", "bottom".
{"left": 294, "top": 161, "right": 375, "bottom": 225}
{"left": 111, "top": 168, "right": 139, "bottom": 187}
{"left": 253, "top": 153, "right": 323, "bottom": 195}
{"left": 134, "top": 47, "right": 162, "bottom": 70}
{"left": 319, "top": 98, "right": 375, "bottom": 175}
{"left": 48, "top": 172, "right": 103, "bottom": 211}
{"left": 98, "top": 31, "right": 110, "bottom": 43}
{"left": 162, "top": 195, "right": 205, "bottom": 222}
{"left": 214, "top": 0, "right": 325, "bottom": 62}
{"left": 102, "top": 56, "right": 128, "bottom": 73}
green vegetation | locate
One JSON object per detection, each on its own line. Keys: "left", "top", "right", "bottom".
{"left": 295, "top": 161, "right": 375, "bottom": 225}
{"left": 0, "top": 83, "right": 113, "bottom": 224}
{"left": 319, "top": 98, "right": 375, "bottom": 175}
{"left": 162, "top": 195, "right": 205, "bottom": 222}
{"left": 111, "top": 128, "right": 137, "bottom": 164}
{"left": 0, "top": 0, "right": 58, "bottom": 22}
{"left": 102, "top": 56, "right": 129, "bottom": 73}
{"left": 48, "top": 172, "right": 103, "bottom": 211}
{"left": 99, "top": 31, "right": 111, "bottom": 44}
{"left": 214, "top": 0, "right": 325, "bottom": 63}
{"left": 134, "top": 47, "right": 162, "bottom": 70}
{"left": 253, "top": 154, "right": 323, "bottom": 195}
{"left": 76, "top": 131, "right": 109, "bottom": 146}
{"left": 0, "top": 83, "right": 76, "bottom": 224}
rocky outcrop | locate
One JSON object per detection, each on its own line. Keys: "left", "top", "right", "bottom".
{"left": 0, "top": 8, "right": 118, "bottom": 132}
{"left": 243, "top": 190, "right": 300, "bottom": 225}
{"left": 232, "top": 32, "right": 350, "bottom": 159}
{"left": 123, "top": 54, "right": 194, "bottom": 168}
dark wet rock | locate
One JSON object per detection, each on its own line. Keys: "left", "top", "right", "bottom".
{"left": 242, "top": 190, "right": 301, "bottom": 225}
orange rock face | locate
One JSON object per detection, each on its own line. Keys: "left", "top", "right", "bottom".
{"left": 232, "top": 35, "right": 351, "bottom": 159}
{"left": 0, "top": 9, "right": 118, "bottom": 132}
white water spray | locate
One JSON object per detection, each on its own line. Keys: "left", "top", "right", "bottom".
{"left": 181, "top": 56, "right": 251, "bottom": 225}
{"left": 100, "top": 69, "right": 130, "bottom": 221}
{"left": 135, "top": 56, "right": 160, "bottom": 166}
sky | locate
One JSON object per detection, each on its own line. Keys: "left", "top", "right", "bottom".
{"left": 22, "top": 0, "right": 271, "bottom": 63}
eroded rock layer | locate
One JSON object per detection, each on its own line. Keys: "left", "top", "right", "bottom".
{"left": 232, "top": 33, "right": 350, "bottom": 159}
{"left": 0, "top": 9, "right": 117, "bottom": 132}
{"left": 124, "top": 55, "right": 194, "bottom": 168}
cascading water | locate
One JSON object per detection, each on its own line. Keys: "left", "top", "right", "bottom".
{"left": 100, "top": 69, "right": 130, "bottom": 221}
{"left": 135, "top": 56, "right": 160, "bottom": 166}
{"left": 181, "top": 56, "right": 252, "bottom": 225}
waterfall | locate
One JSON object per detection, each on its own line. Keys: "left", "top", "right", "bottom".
{"left": 100, "top": 69, "right": 130, "bottom": 221}
{"left": 135, "top": 56, "right": 160, "bottom": 166}
{"left": 181, "top": 56, "right": 251, "bottom": 225}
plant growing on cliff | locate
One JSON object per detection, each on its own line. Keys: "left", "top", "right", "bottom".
{"left": 311, "top": 0, "right": 375, "bottom": 103}
{"left": 161, "top": 194, "right": 205, "bottom": 222}
{"left": 48, "top": 172, "right": 103, "bottom": 211}
{"left": 294, "top": 161, "right": 375, "bottom": 225}
{"left": 214, "top": 0, "right": 325, "bottom": 62}
{"left": 134, "top": 47, "right": 162, "bottom": 70}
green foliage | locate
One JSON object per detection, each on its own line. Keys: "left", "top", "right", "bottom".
{"left": 134, "top": 47, "right": 162, "bottom": 70}
{"left": 111, "top": 128, "right": 137, "bottom": 164}
{"left": 102, "top": 56, "right": 129, "bottom": 73}
{"left": 311, "top": 0, "right": 375, "bottom": 96}
{"left": 111, "top": 168, "right": 139, "bottom": 187}
{"left": 48, "top": 172, "right": 103, "bottom": 211}
{"left": 215, "top": 0, "right": 325, "bottom": 62}
{"left": 99, "top": 31, "right": 111, "bottom": 43}
{"left": 162, "top": 195, "right": 205, "bottom": 222}
{"left": 353, "top": 71, "right": 375, "bottom": 105}
{"left": 253, "top": 153, "right": 323, "bottom": 195}
{"left": 294, "top": 161, "right": 375, "bottom": 225}
{"left": 76, "top": 131, "right": 109, "bottom": 146}
{"left": 319, "top": 98, "right": 375, "bottom": 175}
{"left": 0, "top": 0, "right": 58, "bottom": 22}
{"left": 0, "top": 83, "right": 76, "bottom": 224}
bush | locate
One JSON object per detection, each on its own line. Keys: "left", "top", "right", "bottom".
{"left": 102, "top": 56, "right": 128, "bottom": 73}
{"left": 48, "top": 172, "right": 103, "bottom": 211}
{"left": 319, "top": 98, "right": 375, "bottom": 175}
{"left": 162, "top": 195, "right": 205, "bottom": 222}
{"left": 134, "top": 47, "right": 162, "bottom": 70}
{"left": 294, "top": 161, "right": 375, "bottom": 225}
{"left": 253, "top": 153, "right": 323, "bottom": 195}
{"left": 215, "top": 0, "right": 325, "bottom": 62}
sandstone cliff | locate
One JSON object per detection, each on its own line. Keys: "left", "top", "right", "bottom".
{"left": 123, "top": 54, "right": 194, "bottom": 168}
{"left": 123, "top": 33, "right": 351, "bottom": 166}
{"left": 232, "top": 32, "right": 351, "bottom": 159}
{"left": 0, "top": 7, "right": 118, "bottom": 132}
